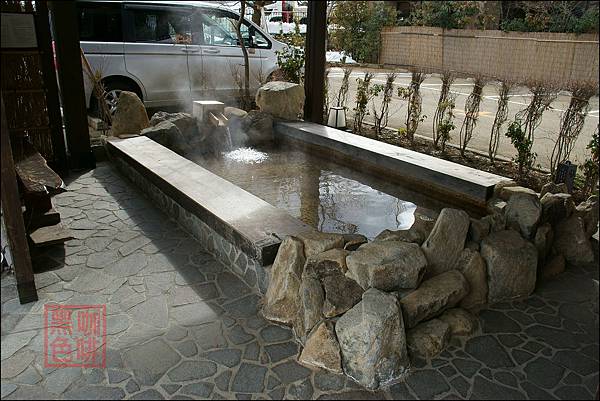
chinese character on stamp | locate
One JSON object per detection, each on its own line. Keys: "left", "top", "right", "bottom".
{"left": 44, "top": 304, "right": 106, "bottom": 368}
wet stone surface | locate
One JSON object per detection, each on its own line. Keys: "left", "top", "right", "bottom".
{"left": 1, "top": 162, "right": 598, "bottom": 399}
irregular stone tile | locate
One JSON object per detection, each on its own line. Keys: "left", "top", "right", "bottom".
{"left": 119, "top": 236, "right": 152, "bottom": 257}
{"left": 84, "top": 368, "right": 105, "bottom": 384}
{"left": 0, "top": 350, "right": 35, "bottom": 378}
{"left": 118, "top": 292, "right": 146, "bottom": 312}
{"left": 128, "top": 295, "right": 168, "bottom": 328}
{"left": 161, "top": 384, "right": 181, "bottom": 395}
{"left": 552, "top": 350, "right": 597, "bottom": 376}
{"left": 175, "top": 340, "right": 198, "bottom": 357}
{"left": 272, "top": 360, "right": 312, "bottom": 384}
{"left": 167, "top": 360, "right": 217, "bottom": 382}
{"left": 105, "top": 252, "right": 148, "bottom": 277}
{"left": 170, "top": 283, "right": 219, "bottom": 306}
{"left": 406, "top": 369, "right": 451, "bottom": 400}
{"left": 288, "top": 378, "right": 313, "bottom": 400}
{"left": 46, "top": 367, "right": 82, "bottom": 394}
{"left": 512, "top": 349, "right": 535, "bottom": 365}
{"left": 259, "top": 325, "right": 293, "bottom": 343}
{"left": 450, "top": 376, "right": 469, "bottom": 398}
{"left": 0, "top": 331, "right": 37, "bottom": 361}
{"left": 470, "top": 375, "right": 526, "bottom": 400}
{"left": 179, "top": 382, "right": 215, "bottom": 399}
{"left": 525, "top": 326, "right": 581, "bottom": 349}
{"left": 222, "top": 294, "right": 260, "bottom": 319}
{"left": 203, "top": 349, "right": 242, "bottom": 368}
{"left": 123, "top": 338, "right": 181, "bottom": 385}
{"left": 130, "top": 389, "right": 165, "bottom": 400}
{"left": 497, "top": 334, "right": 523, "bottom": 347}
{"left": 13, "top": 365, "right": 42, "bottom": 384}
{"left": 265, "top": 341, "right": 298, "bottom": 364}
{"left": 216, "top": 272, "right": 251, "bottom": 300}
{"left": 108, "top": 369, "right": 131, "bottom": 384}
{"left": 231, "top": 363, "right": 267, "bottom": 393}
{"left": 243, "top": 342, "right": 260, "bottom": 361}
{"left": 227, "top": 325, "right": 254, "bottom": 345}
{"left": 67, "top": 270, "right": 116, "bottom": 293}
{"left": 86, "top": 250, "right": 120, "bottom": 268}
{"left": 479, "top": 309, "right": 521, "bottom": 333}
{"left": 190, "top": 322, "right": 228, "bottom": 351}
{"left": 165, "top": 326, "right": 188, "bottom": 342}
{"left": 555, "top": 385, "right": 593, "bottom": 399}
{"left": 524, "top": 357, "right": 565, "bottom": 389}
{"left": 215, "top": 371, "right": 232, "bottom": 392}
{"left": 465, "top": 335, "right": 514, "bottom": 368}
{"left": 520, "top": 382, "right": 556, "bottom": 399}
{"left": 171, "top": 302, "right": 222, "bottom": 327}
{"left": 0, "top": 383, "right": 17, "bottom": 399}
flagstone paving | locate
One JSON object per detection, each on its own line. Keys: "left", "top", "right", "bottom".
{"left": 1, "top": 162, "right": 598, "bottom": 400}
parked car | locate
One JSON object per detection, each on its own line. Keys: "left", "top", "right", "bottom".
{"left": 76, "top": 0, "right": 287, "bottom": 114}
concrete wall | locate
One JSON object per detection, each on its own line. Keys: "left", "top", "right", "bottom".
{"left": 379, "top": 26, "right": 599, "bottom": 88}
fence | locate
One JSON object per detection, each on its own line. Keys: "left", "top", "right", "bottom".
{"left": 380, "top": 26, "right": 599, "bottom": 88}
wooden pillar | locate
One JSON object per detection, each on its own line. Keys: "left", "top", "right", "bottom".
{"left": 48, "top": 1, "right": 95, "bottom": 170}
{"left": 303, "top": 0, "right": 327, "bottom": 124}
{"left": 1, "top": 96, "right": 38, "bottom": 304}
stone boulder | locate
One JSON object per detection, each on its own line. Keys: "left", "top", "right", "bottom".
{"left": 256, "top": 81, "right": 305, "bottom": 120}
{"left": 540, "top": 193, "right": 575, "bottom": 227}
{"left": 438, "top": 308, "right": 478, "bottom": 337}
{"left": 295, "top": 275, "right": 324, "bottom": 340}
{"left": 241, "top": 110, "right": 273, "bottom": 144}
{"left": 534, "top": 223, "right": 553, "bottom": 267}
{"left": 481, "top": 230, "right": 537, "bottom": 304}
{"left": 299, "top": 321, "right": 342, "bottom": 374}
{"left": 574, "top": 196, "right": 599, "bottom": 238}
{"left": 487, "top": 198, "right": 507, "bottom": 215}
{"left": 149, "top": 111, "right": 196, "bottom": 138}
{"left": 111, "top": 91, "right": 149, "bottom": 137}
{"left": 553, "top": 216, "right": 595, "bottom": 266}
{"left": 468, "top": 217, "right": 490, "bottom": 243}
{"left": 421, "top": 208, "right": 470, "bottom": 277}
{"left": 456, "top": 248, "right": 488, "bottom": 311}
{"left": 141, "top": 121, "right": 190, "bottom": 155}
{"left": 493, "top": 180, "right": 518, "bottom": 198}
{"left": 262, "top": 236, "right": 306, "bottom": 325}
{"left": 224, "top": 107, "right": 249, "bottom": 148}
{"left": 482, "top": 212, "right": 506, "bottom": 233}
{"left": 505, "top": 193, "right": 542, "bottom": 239}
{"left": 304, "top": 248, "right": 349, "bottom": 276}
{"left": 499, "top": 185, "right": 537, "bottom": 201}
{"left": 375, "top": 212, "right": 437, "bottom": 245}
{"left": 297, "top": 231, "right": 345, "bottom": 260}
{"left": 336, "top": 289, "right": 409, "bottom": 390}
{"left": 540, "top": 254, "right": 566, "bottom": 280}
{"left": 346, "top": 241, "right": 427, "bottom": 291}
{"left": 406, "top": 319, "right": 450, "bottom": 359}
{"left": 540, "top": 182, "right": 568, "bottom": 198}
{"left": 400, "top": 270, "right": 470, "bottom": 328}
{"left": 342, "top": 234, "right": 368, "bottom": 251}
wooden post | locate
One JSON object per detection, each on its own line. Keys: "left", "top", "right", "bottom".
{"left": 34, "top": 1, "right": 69, "bottom": 177}
{"left": 48, "top": 1, "right": 95, "bottom": 170}
{"left": 303, "top": 0, "right": 327, "bottom": 124}
{"left": 1, "top": 96, "right": 38, "bottom": 304}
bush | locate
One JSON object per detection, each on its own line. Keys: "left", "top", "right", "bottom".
{"left": 406, "top": 1, "right": 483, "bottom": 29}
{"left": 276, "top": 46, "right": 304, "bottom": 84}
{"left": 330, "top": 1, "right": 394, "bottom": 63}
{"left": 506, "top": 120, "right": 537, "bottom": 177}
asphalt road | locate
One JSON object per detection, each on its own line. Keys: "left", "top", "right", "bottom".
{"left": 327, "top": 67, "right": 599, "bottom": 170}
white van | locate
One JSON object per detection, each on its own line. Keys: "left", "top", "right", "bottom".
{"left": 76, "top": 0, "right": 287, "bottom": 113}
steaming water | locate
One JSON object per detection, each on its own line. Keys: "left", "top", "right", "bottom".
{"left": 192, "top": 143, "right": 449, "bottom": 239}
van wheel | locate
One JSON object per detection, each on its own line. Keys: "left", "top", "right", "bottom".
{"left": 89, "top": 79, "right": 142, "bottom": 119}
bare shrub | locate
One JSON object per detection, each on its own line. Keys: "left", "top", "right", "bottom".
{"left": 336, "top": 66, "right": 353, "bottom": 108}
{"left": 489, "top": 81, "right": 514, "bottom": 164}
{"left": 371, "top": 72, "right": 397, "bottom": 136}
{"left": 399, "top": 70, "right": 427, "bottom": 144}
{"left": 433, "top": 71, "right": 455, "bottom": 148}
{"left": 458, "top": 76, "right": 486, "bottom": 156}
{"left": 352, "top": 72, "right": 375, "bottom": 134}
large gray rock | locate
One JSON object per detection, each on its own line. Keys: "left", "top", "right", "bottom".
{"left": 468, "top": 217, "right": 490, "bottom": 243}
{"left": 553, "top": 216, "right": 595, "bottom": 266}
{"left": 262, "top": 236, "right": 306, "bottom": 325}
{"left": 304, "top": 248, "right": 349, "bottom": 276}
{"left": 111, "top": 91, "right": 149, "bottom": 137}
{"left": 375, "top": 213, "right": 436, "bottom": 245}
{"left": 297, "top": 231, "right": 345, "bottom": 260}
{"left": 540, "top": 193, "right": 574, "bottom": 227}
{"left": 534, "top": 223, "right": 553, "bottom": 267}
{"left": 438, "top": 308, "right": 478, "bottom": 337}
{"left": 346, "top": 240, "right": 427, "bottom": 291}
{"left": 342, "top": 233, "right": 368, "bottom": 251}
{"left": 399, "top": 270, "right": 470, "bottom": 328}
{"left": 574, "top": 196, "right": 599, "bottom": 238}
{"left": 505, "top": 193, "right": 542, "bottom": 239}
{"left": 241, "top": 110, "right": 274, "bottom": 144}
{"left": 336, "top": 289, "right": 409, "bottom": 390}
{"left": 295, "top": 275, "right": 324, "bottom": 340}
{"left": 481, "top": 230, "right": 537, "bottom": 304}
{"left": 499, "top": 185, "right": 537, "bottom": 201}
{"left": 256, "top": 81, "right": 305, "bottom": 120}
{"left": 321, "top": 273, "right": 364, "bottom": 318}
{"left": 141, "top": 121, "right": 190, "bottom": 155}
{"left": 406, "top": 319, "right": 450, "bottom": 359}
{"left": 299, "top": 321, "right": 342, "bottom": 374}
{"left": 149, "top": 111, "right": 196, "bottom": 138}
{"left": 421, "top": 208, "right": 470, "bottom": 276}
{"left": 456, "top": 248, "right": 488, "bottom": 311}
{"left": 540, "top": 182, "right": 568, "bottom": 198}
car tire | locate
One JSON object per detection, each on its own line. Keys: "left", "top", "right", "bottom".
{"left": 89, "top": 79, "right": 142, "bottom": 119}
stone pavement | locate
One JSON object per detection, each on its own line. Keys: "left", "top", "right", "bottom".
{"left": 1, "top": 162, "right": 598, "bottom": 400}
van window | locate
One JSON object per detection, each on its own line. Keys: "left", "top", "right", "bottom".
{"left": 132, "top": 8, "right": 191, "bottom": 44}
{"left": 78, "top": 2, "right": 123, "bottom": 42}
{"left": 193, "top": 9, "right": 271, "bottom": 49}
